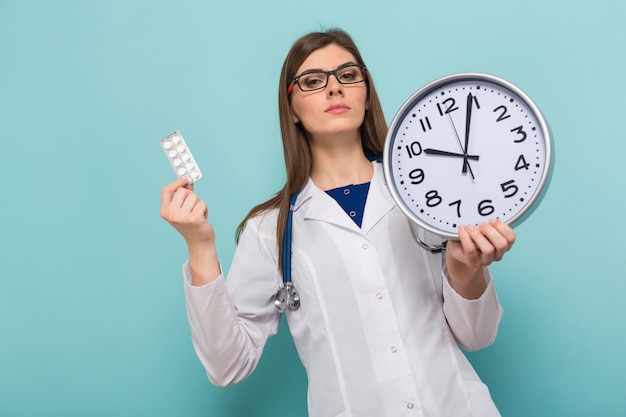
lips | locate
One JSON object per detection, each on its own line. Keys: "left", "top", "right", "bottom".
{"left": 325, "top": 103, "right": 351, "bottom": 113}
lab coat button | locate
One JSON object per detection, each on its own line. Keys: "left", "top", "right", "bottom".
{"left": 407, "top": 402, "right": 414, "bottom": 409}
{"left": 349, "top": 210, "right": 357, "bottom": 217}
{"left": 361, "top": 243, "right": 368, "bottom": 250}
{"left": 390, "top": 346, "right": 397, "bottom": 353}
{"left": 376, "top": 292, "right": 383, "bottom": 300}
{"left": 344, "top": 188, "right": 350, "bottom": 195}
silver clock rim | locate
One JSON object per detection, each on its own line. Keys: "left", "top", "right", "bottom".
{"left": 382, "top": 72, "right": 553, "bottom": 240}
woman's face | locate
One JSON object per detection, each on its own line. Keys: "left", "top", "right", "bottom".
{"left": 290, "top": 44, "right": 367, "bottom": 142}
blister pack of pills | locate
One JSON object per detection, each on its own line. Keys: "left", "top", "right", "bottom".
{"left": 160, "top": 131, "right": 202, "bottom": 183}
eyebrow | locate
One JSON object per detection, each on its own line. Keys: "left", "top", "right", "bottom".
{"left": 297, "top": 61, "right": 359, "bottom": 76}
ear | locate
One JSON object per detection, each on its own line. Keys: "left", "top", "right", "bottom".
{"left": 292, "top": 111, "right": 300, "bottom": 124}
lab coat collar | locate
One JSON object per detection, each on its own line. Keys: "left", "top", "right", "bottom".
{"left": 293, "top": 162, "right": 396, "bottom": 235}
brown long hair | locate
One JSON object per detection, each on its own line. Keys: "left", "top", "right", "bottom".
{"left": 235, "top": 28, "right": 388, "bottom": 271}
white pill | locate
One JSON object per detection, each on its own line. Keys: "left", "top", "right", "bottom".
{"left": 168, "top": 150, "right": 177, "bottom": 158}
{"left": 176, "top": 145, "right": 186, "bottom": 153}
{"left": 177, "top": 167, "right": 187, "bottom": 176}
{"left": 173, "top": 158, "right": 182, "bottom": 167}
{"left": 181, "top": 153, "right": 191, "bottom": 162}
{"left": 186, "top": 163, "right": 195, "bottom": 170}
{"left": 163, "top": 141, "right": 173, "bottom": 150}
{"left": 190, "top": 171, "right": 200, "bottom": 179}
{"left": 172, "top": 135, "right": 181, "bottom": 144}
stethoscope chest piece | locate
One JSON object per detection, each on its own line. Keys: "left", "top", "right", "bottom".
{"left": 274, "top": 282, "right": 300, "bottom": 312}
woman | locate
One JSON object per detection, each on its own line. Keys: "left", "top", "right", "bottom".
{"left": 160, "top": 29, "right": 515, "bottom": 417}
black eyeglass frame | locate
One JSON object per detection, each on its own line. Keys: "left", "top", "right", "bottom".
{"left": 287, "top": 63, "right": 367, "bottom": 95}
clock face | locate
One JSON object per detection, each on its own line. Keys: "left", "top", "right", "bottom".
{"left": 383, "top": 73, "right": 551, "bottom": 239}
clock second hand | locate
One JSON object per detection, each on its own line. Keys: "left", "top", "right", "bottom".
{"left": 448, "top": 112, "right": 476, "bottom": 179}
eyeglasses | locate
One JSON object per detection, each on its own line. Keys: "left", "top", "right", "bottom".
{"left": 287, "top": 63, "right": 367, "bottom": 95}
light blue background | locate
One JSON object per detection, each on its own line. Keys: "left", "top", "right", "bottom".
{"left": 1, "top": 1, "right": 624, "bottom": 416}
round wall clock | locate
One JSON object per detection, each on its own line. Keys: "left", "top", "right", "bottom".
{"left": 383, "top": 72, "right": 552, "bottom": 244}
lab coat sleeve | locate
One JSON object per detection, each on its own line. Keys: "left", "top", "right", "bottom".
{"left": 441, "top": 266, "right": 503, "bottom": 352}
{"left": 183, "top": 215, "right": 282, "bottom": 386}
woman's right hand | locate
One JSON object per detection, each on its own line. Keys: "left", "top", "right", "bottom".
{"left": 160, "top": 176, "right": 215, "bottom": 248}
{"left": 161, "top": 176, "right": 222, "bottom": 285}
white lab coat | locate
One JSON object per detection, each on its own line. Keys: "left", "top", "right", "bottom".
{"left": 184, "top": 162, "right": 503, "bottom": 417}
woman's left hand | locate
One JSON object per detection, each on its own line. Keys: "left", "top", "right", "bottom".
{"left": 444, "top": 218, "right": 516, "bottom": 299}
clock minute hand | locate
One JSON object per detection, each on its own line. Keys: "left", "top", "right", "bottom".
{"left": 463, "top": 92, "right": 473, "bottom": 174}
{"left": 424, "top": 148, "right": 479, "bottom": 160}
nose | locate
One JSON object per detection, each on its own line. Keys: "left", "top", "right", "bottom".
{"left": 326, "top": 73, "right": 343, "bottom": 96}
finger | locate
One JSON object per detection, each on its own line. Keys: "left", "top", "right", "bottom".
{"left": 489, "top": 218, "right": 516, "bottom": 250}
{"left": 454, "top": 225, "right": 483, "bottom": 268}
{"left": 458, "top": 225, "right": 479, "bottom": 259}
{"left": 477, "top": 223, "right": 509, "bottom": 261}
{"left": 478, "top": 219, "right": 517, "bottom": 262}
{"left": 168, "top": 186, "right": 193, "bottom": 211}
{"left": 192, "top": 199, "right": 208, "bottom": 220}
{"left": 161, "top": 176, "right": 192, "bottom": 206}
{"left": 180, "top": 190, "right": 200, "bottom": 214}
{"left": 170, "top": 178, "right": 200, "bottom": 209}
{"left": 184, "top": 178, "right": 194, "bottom": 192}
{"left": 465, "top": 224, "right": 497, "bottom": 264}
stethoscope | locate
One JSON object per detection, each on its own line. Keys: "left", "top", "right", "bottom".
{"left": 273, "top": 156, "right": 448, "bottom": 313}
{"left": 274, "top": 192, "right": 300, "bottom": 313}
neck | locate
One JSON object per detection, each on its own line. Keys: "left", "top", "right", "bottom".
{"left": 309, "top": 133, "right": 374, "bottom": 191}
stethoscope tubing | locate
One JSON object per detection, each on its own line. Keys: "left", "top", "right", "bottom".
{"left": 281, "top": 193, "right": 298, "bottom": 285}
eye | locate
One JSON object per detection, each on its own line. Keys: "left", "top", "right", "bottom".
{"left": 338, "top": 66, "right": 361, "bottom": 83}
{"left": 299, "top": 72, "right": 326, "bottom": 89}
{"left": 339, "top": 70, "right": 356, "bottom": 80}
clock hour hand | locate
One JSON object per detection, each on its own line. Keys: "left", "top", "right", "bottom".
{"left": 424, "top": 148, "right": 479, "bottom": 160}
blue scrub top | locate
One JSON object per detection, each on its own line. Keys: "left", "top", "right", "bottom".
{"left": 325, "top": 182, "right": 371, "bottom": 228}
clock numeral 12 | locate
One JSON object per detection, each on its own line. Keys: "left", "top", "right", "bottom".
{"left": 437, "top": 98, "right": 458, "bottom": 116}
{"left": 437, "top": 96, "right": 480, "bottom": 116}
